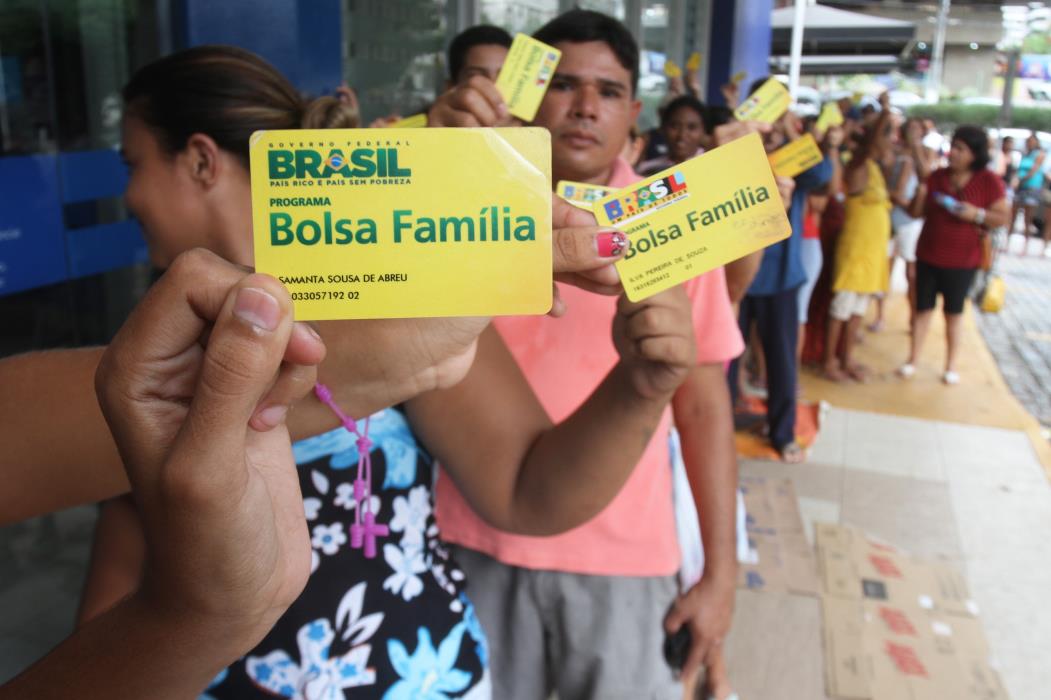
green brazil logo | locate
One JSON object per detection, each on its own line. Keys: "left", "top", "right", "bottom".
{"left": 268, "top": 147, "right": 411, "bottom": 179}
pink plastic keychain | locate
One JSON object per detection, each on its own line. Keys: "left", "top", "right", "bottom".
{"left": 314, "top": 383, "right": 388, "bottom": 558}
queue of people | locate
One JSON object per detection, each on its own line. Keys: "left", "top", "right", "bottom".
{"left": 0, "top": 8, "right": 1015, "bottom": 700}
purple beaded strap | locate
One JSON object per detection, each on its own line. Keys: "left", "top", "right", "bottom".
{"left": 314, "top": 383, "right": 388, "bottom": 558}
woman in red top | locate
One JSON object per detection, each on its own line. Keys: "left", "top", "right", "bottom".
{"left": 899, "top": 125, "right": 1009, "bottom": 384}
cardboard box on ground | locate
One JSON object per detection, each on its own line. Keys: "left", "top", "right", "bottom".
{"left": 736, "top": 475, "right": 820, "bottom": 595}
{"left": 816, "top": 523, "right": 1009, "bottom": 700}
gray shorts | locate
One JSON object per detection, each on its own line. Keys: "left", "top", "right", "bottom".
{"left": 453, "top": 545, "right": 683, "bottom": 700}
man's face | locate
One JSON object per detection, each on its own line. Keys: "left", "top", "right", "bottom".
{"left": 532, "top": 40, "right": 641, "bottom": 183}
{"left": 455, "top": 44, "right": 508, "bottom": 85}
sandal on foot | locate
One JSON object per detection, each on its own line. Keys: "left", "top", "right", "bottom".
{"left": 942, "top": 371, "right": 960, "bottom": 385}
{"left": 823, "top": 365, "right": 849, "bottom": 382}
{"left": 897, "top": 363, "right": 915, "bottom": 379}
{"left": 845, "top": 364, "right": 870, "bottom": 383}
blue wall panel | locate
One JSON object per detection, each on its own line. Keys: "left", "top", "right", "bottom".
{"left": 176, "top": 0, "right": 343, "bottom": 98}
{"left": 296, "top": 0, "right": 344, "bottom": 98}
{"left": 65, "top": 220, "right": 148, "bottom": 279}
{"left": 59, "top": 149, "right": 129, "bottom": 203}
{"left": 0, "top": 155, "right": 68, "bottom": 295}
{"left": 707, "top": 0, "right": 774, "bottom": 106}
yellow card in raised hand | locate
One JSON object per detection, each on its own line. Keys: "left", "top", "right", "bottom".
{"left": 769, "top": 134, "right": 824, "bottom": 179}
{"left": 387, "top": 113, "right": 427, "bottom": 128}
{"left": 494, "top": 33, "right": 562, "bottom": 121}
{"left": 250, "top": 128, "right": 552, "bottom": 320}
{"left": 734, "top": 78, "right": 790, "bottom": 124}
{"left": 686, "top": 52, "right": 702, "bottom": 73}
{"left": 593, "top": 133, "right": 791, "bottom": 301}
{"left": 664, "top": 60, "right": 682, "bottom": 79}
{"left": 556, "top": 180, "right": 615, "bottom": 211}
{"left": 730, "top": 70, "right": 747, "bottom": 86}
{"left": 815, "top": 102, "right": 844, "bottom": 131}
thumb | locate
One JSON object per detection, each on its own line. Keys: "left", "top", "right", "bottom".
{"left": 664, "top": 595, "right": 688, "bottom": 634}
{"left": 181, "top": 274, "right": 296, "bottom": 461}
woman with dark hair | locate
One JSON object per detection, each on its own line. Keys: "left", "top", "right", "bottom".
{"left": 899, "top": 125, "right": 1009, "bottom": 384}
{"left": 637, "top": 94, "right": 707, "bottom": 175}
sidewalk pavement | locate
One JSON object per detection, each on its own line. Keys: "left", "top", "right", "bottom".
{"left": 727, "top": 408, "right": 1051, "bottom": 700}
{"left": 724, "top": 290, "right": 1051, "bottom": 700}
{"left": 974, "top": 247, "right": 1051, "bottom": 432}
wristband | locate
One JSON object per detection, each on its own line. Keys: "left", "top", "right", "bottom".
{"left": 975, "top": 208, "right": 986, "bottom": 226}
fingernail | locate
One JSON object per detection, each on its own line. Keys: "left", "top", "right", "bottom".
{"left": 255, "top": 404, "right": 289, "bottom": 429}
{"left": 234, "top": 287, "right": 280, "bottom": 332}
{"left": 298, "top": 321, "right": 322, "bottom": 341}
{"left": 498, "top": 103, "right": 509, "bottom": 117}
{"left": 597, "top": 230, "right": 629, "bottom": 257}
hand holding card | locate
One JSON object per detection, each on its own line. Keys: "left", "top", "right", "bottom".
{"left": 733, "top": 78, "right": 790, "bottom": 125}
{"left": 593, "top": 133, "right": 791, "bottom": 301}
{"left": 494, "top": 34, "right": 562, "bottom": 122}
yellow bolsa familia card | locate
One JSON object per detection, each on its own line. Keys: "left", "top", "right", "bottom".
{"left": 593, "top": 133, "right": 791, "bottom": 301}
{"left": 815, "top": 102, "right": 844, "bottom": 131}
{"left": 663, "top": 60, "right": 682, "bottom": 79}
{"left": 730, "top": 70, "right": 747, "bottom": 86}
{"left": 494, "top": 34, "right": 561, "bottom": 122}
{"left": 387, "top": 113, "right": 427, "bottom": 128}
{"left": 250, "top": 128, "right": 552, "bottom": 320}
{"left": 768, "top": 134, "right": 824, "bottom": 179}
{"left": 556, "top": 180, "right": 615, "bottom": 211}
{"left": 734, "top": 77, "right": 790, "bottom": 124}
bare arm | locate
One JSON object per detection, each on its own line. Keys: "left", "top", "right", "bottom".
{"left": 983, "top": 197, "right": 1011, "bottom": 228}
{"left": 407, "top": 328, "right": 678, "bottom": 536}
{"left": 76, "top": 496, "right": 145, "bottom": 626}
{"left": 891, "top": 158, "right": 915, "bottom": 209}
{"left": 844, "top": 159, "right": 869, "bottom": 196}
{"left": 662, "top": 364, "right": 739, "bottom": 679}
{"left": 1032, "top": 150, "right": 1046, "bottom": 176}
{"left": 724, "top": 253, "right": 763, "bottom": 304}
{"left": 407, "top": 290, "right": 696, "bottom": 536}
{"left": 674, "top": 365, "right": 738, "bottom": 585}
{"left": 2, "top": 594, "right": 246, "bottom": 699}
{"left": 957, "top": 196, "right": 1010, "bottom": 230}
{"left": 0, "top": 348, "right": 127, "bottom": 525}
{"left": 907, "top": 177, "right": 929, "bottom": 220}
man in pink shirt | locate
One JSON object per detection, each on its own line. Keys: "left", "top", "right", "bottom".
{"left": 431, "top": 11, "right": 743, "bottom": 699}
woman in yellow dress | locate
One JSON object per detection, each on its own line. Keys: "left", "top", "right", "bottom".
{"left": 825, "top": 96, "right": 893, "bottom": 382}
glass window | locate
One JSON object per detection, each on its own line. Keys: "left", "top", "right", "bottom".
{"left": 0, "top": 1, "right": 53, "bottom": 155}
{"left": 49, "top": 0, "right": 159, "bottom": 152}
{"left": 343, "top": 0, "right": 456, "bottom": 124}
{"left": 1, "top": 0, "right": 159, "bottom": 354}
{"left": 637, "top": 1, "right": 670, "bottom": 130}
{"left": 576, "top": 0, "right": 625, "bottom": 21}
{"left": 478, "top": 0, "right": 558, "bottom": 37}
